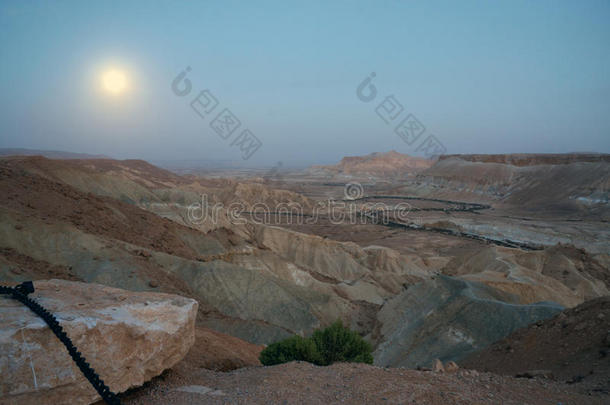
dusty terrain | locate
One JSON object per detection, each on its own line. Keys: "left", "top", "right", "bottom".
{"left": 1, "top": 151, "right": 608, "bottom": 403}
{"left": 118, "top": 361, "right": 604, "bottom": 405}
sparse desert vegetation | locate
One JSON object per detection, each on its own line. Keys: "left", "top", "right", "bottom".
{"left": 260, "top": 321, "right": 373, "bottom": 366}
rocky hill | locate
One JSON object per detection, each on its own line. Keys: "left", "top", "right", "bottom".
{"left": 440, "top": 244, "right": 609, "bottom": 307}
{"left": 372, "top": 275, "right": 563, "bottom": 368}
{"left": 461, "top": 296, "right": 610, "bottom": 395}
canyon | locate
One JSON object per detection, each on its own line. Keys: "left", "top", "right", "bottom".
{"left": 0, "top": 150, "right": 608, "bottom": 403}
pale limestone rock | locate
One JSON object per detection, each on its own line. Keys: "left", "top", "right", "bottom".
{"left": 432, "top": 359, "right": 445, "bottom": 373}
{"left": 0, "top": 279, "right": 197, "bottom": 405}
{"left": 445, "top": 361, "right": 459, "bottom": 373}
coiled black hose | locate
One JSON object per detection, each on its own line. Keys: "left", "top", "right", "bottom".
{"left": 0, "top": 281, "right": 121, "bottom": 405}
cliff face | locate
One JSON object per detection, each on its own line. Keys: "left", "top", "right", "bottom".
{"left": 310, "top": 151, "right": 434, "bottom": 177}
{"left": 439, "top": 153, "right": 610, "bottom": 166}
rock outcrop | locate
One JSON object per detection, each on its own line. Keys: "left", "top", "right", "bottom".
{"left": 0, "top": 279, "right": 197, "bottom": 405}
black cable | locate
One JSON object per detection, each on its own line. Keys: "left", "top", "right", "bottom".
{"left": 0, "top": 281, "right": 121, "bottom": 405}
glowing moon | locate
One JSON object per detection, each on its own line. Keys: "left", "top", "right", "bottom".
{"left": 101, "top": 69, "right": 128, "bottom": 95}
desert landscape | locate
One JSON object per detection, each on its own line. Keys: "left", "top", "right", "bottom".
{"left": 1, "top": 1, "right": 609, "bottom": 404}
{"left": 1, "top": 149, "right": 608, "bottom": 404}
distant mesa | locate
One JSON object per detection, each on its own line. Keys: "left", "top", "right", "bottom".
{"left": 309, "top": 150, "right": 434, "bottom": 177}
{"left": 309, "top": 150, "right": 610, "bottom": 181}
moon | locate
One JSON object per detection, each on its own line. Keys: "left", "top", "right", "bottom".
{"left": 101, "top": 69, "right": 128, "bottom": 95}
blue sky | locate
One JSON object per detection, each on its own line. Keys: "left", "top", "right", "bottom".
{"left": 0, "top": 1, "right": 608, "bottom": 166}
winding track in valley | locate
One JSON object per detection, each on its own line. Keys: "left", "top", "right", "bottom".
{"left": 356, "top": 195, "right": 541, "bottom": 250}
{"left": 242, "top": 194, "right": 542, "bottom": 251}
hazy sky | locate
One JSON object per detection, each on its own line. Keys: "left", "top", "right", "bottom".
{"left": 0, "top": 1, "right": 609, "bottom": 166}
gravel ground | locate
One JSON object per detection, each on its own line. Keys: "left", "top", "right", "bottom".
{"left": 119, "top": 361, "right": 605, "bottom": 405}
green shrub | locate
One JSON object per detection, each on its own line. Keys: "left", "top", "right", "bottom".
{"left": 259, "top": 335, "right": 322, "bottom": 366}
{"left": 311, "top": 320, "right": 374, "bottom": 365}
{"left": 259, "top": 320, "right": 373, "bottom": 366}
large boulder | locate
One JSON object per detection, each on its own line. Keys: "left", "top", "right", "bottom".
{"left": 0, "top": 279, "right": 197, "bottom": 404}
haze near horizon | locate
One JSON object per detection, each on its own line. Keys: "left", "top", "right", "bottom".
{"left": 0, "top": 1, "right": 609, "bottom": 166}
